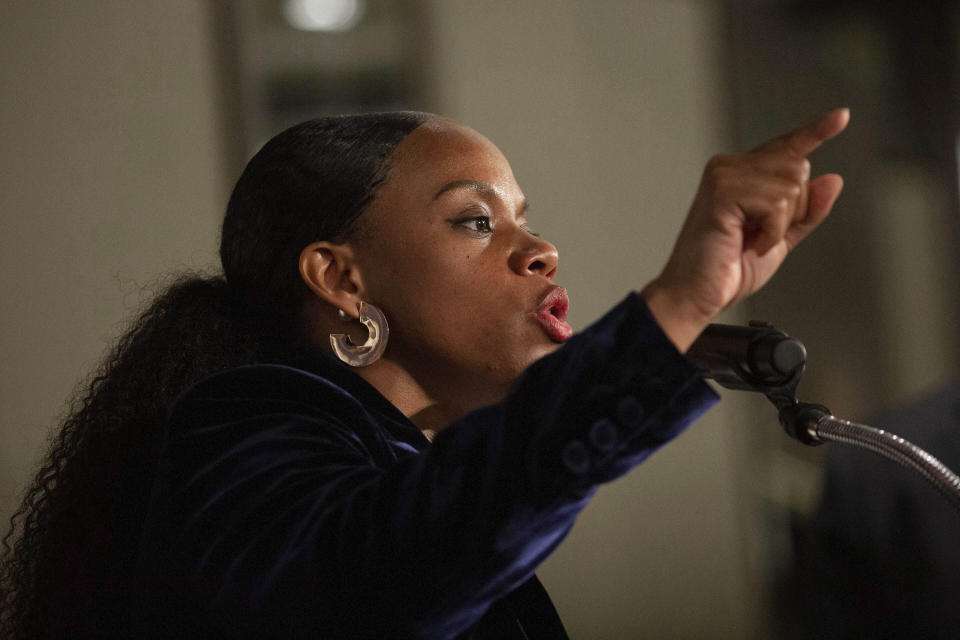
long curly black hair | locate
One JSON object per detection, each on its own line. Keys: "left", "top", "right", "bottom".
{"left": 0, "top": 111, "right": 429, "bottom": 639}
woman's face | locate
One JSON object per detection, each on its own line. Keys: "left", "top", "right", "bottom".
{"left": 352, "top": 118, "right": 571, "bottom": 406}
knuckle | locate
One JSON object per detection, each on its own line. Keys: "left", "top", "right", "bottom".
{"left": 772, "top": 197, "right": 790, "bottom": 213}
{"left": 703, "top": 157, "right": 732, "bottom": 187}
{"left": 705, "top": 154, "right": 737, "bottom": 172}
{"left": 713, "top": 170, "right": 738, "bottom": 193}
{"left": 789, "top": 158, "right": 811, "bottom": 182}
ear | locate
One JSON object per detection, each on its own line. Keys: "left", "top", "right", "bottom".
{"left": 299, "top": 241, "right": 365, "bottom": 318}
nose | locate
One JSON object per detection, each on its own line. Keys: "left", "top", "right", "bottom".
{"left": 509, "top": 235, "right": 559, "bottom": 279}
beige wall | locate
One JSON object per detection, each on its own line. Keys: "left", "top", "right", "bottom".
{"left": 428, "top": 1, "right": 754, "bottom": 637}
{"left": 0, "top": 2, "right": 226, "bottom": 520}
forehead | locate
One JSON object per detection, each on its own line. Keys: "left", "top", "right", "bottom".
{"left": 376, "top": 118, "right": 519, "bottom": 203}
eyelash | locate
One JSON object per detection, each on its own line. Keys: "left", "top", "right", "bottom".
{"left": 447, "top": 215, "right": 540, "bottom": 238}
{"left": 449, "top": 215, "right": 493, "bottom": 237}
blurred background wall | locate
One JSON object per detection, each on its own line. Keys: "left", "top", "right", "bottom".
{"left": 2, "top": 1, "right": 958, "bottom": 638}
{"left": 1, "top": 0, "right": 228, "bottom": 553}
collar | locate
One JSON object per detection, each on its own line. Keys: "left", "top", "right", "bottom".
{"left": 286, "top": 351, "right": 433, "bottom": 452}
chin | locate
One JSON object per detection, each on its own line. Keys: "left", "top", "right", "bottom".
{"left": 524, "top": 341, "right": 563, "bottom": 368}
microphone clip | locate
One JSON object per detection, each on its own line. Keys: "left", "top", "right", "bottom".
{"left": 687, "top": 320, "right": 823, "bottom": 445}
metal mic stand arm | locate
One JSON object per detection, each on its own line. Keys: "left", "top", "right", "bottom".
{"left": 778, "top": 402, "right": 960, "bottom": 513}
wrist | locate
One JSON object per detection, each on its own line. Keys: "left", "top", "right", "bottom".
{"left": 641, "top": 279, "right": 713, "bottom": 353}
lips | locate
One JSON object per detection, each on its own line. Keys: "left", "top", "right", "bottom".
{"left": 534, "top": 286, "right": 573, "bottom": 342}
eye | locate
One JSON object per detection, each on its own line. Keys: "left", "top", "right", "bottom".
{"left": 447, "top": 215, "right": 493, "bottom": 237}
{"left": 521, "top": 222, "right": 540, "bottom": 238}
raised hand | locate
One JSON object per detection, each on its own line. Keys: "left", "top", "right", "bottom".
{"left": 643, "top": 108, "right": 850, "bottom": 352}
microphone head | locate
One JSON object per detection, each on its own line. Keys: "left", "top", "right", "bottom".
{"left": 771, "top": 338, "right": 806, "bottom": 375}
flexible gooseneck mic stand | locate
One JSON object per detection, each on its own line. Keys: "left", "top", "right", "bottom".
{"left": 687, "top": 322, "right": 960, "bottom": 512}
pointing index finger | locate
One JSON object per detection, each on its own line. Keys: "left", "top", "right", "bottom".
{"left": 754, "top": 108, "right": 850, "bottom": 157}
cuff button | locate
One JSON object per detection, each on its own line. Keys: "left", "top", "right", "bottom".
{"left": 561, "top": 440, "right": 591, "bottom": 475}
{"left": 616, "top": 395, "right": 645, "bottom": 428}
{"left": 588, "top": 419, "right": 618, "bottom": 452}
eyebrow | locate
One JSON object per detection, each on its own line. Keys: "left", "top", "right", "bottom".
{"left": 432, "top": 179, "right": 528, "bottom": 213}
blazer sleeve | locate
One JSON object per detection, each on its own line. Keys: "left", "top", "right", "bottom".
{"left": 133, "top": 292, "right": 718, "bottom": 639}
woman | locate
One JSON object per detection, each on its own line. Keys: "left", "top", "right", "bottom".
{"left": 0, "top": 109, "right": 848, "bottom": 638}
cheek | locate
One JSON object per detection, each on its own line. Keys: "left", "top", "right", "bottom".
{"left": 413, "top": 282, "right": 548, "bottom": 378}
{"left": 395, "top": 270, "right": 507, "bottom": 345}
{"left": 386, "top": 266, "right": 518, "bottom": 357}
{"left": 361, "top": 237, "right": 547, "bottom": 377}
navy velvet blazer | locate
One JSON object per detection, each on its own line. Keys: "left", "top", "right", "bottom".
{"left": 131, "top": 293, "right": 717, "bottom": 638}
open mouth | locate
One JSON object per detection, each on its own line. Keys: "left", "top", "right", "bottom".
{"left": 534, "top": 287, "right": 573, "bottom": 342}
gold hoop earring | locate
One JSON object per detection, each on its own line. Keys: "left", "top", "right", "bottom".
{"left": 330, "top": 301, "right": 389, "bottom": 367}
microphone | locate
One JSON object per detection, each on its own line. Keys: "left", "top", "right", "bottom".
{"left": 686, "top": 321, "right": 807, "bottom": 391}
{"left": 688, "top": 323, "right": 960, "bottom": 506}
